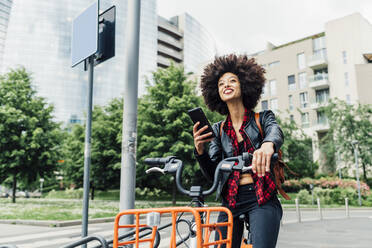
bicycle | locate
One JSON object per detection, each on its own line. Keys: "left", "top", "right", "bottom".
{"left": 113, "top": 152, "right": 278, "bottom": 248}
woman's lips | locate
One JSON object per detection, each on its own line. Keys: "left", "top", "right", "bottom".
{"left": 224, "top": 88, "right": 233, "bottom": 94}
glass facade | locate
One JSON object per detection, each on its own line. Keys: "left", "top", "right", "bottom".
{"left": 2, "top": 0, "right": 157, "bottom": 124}
{"left": 0, "top": 0, "right": 12, "bottom": 69}
{"left": 180, "top": 13, "right": 216, "bottom": 73}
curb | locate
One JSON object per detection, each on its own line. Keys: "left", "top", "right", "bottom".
{"left": 0, "top": 217, "right": 115, "bottom": 227}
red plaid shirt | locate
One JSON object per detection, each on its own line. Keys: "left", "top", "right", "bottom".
{"left": 223, "top": 109, "right": 276, "bottom": 207}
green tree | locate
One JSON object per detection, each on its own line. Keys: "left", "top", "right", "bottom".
{"left": 0, "top": 68, "right": 62, "bottom": 203}
{"left": 62, "top": 98, "right": 123, "bottom": 199}
{"left": 277, "top": 115, "right": 318, "bottom": 178}
{"left": 137, "top": 64, "right": 220, "bottom": 203}
{"left": 321, "top": 99, "right": 372, "bottom": 180}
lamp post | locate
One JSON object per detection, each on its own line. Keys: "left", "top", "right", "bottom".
{"left": 351, "top": 140, "right": 362, "bottom": 206}
{"left": 39, "top": 178, "right": 44, "bottom": 195}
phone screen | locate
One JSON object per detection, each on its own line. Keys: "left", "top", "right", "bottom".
{"left": 187, "top": 107, "right": 216, "bottom": 138}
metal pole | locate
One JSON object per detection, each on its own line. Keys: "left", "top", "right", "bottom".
{"left": 354, "top": 147, "right": 362, "bottom": 206}
{"left": 120, "top": 0, "right": 141, "bottom": 227}
{"left": 337, "top": 151, "right": 342, "bottom": 179}
{"left": 345, "top": 198, "right": 349, "bottom": 218}
{"left": 81, "top": 55, "right": 94, "bottom": 247}
{"left": 295, "top": 198, "right": 301, "bottom": 223}
{"left": 317, "top": 198, "right": 322, "bottom": 220}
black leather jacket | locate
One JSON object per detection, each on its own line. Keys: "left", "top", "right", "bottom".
{"left": 194, "top": 110, "right": 284, "bottom": 199}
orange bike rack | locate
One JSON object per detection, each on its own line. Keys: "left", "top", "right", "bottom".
{"left": 113, "top": 206, "right": 233, "bottom": 248}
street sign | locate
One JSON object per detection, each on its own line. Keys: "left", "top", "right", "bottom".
{"left": 96, "top": 5, "right": 116, "bottom": 65}
{"left": 71, "top": 1, "right": 99, "bottom": 67}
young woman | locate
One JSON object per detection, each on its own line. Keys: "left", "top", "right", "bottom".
{"left": 193, "top": 54, "right": 283, "bottom": 248}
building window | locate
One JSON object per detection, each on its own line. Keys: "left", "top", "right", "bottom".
{"left": 317, "top": 111, "right": 327, "bottom": 125}
{"left": 288, "top": 95, "right": 294, "bottom": 111}
{"left": 262, "top": 82, "right": 269, "bottom": 97}
{"left": 288, "top": 75, "right": 296, "bottom": 91}
{"left": 344, "top": 72, "right": 349, "bottom": 86}
{"left": 299, "top": 72, "right": 307, "bottom": 89}
{"left": 315, "top": 88, "right": 329, "bottom": 104}
{"left": 301, "top": 112, "right": 310, "bottom": 128}
{"left": 268, "top": 61, "right": 280, "bottom": 68}
{"left": 270, "top": 98, "right": 278, "bottom": 112}
{"left": 342, "top": 51, "right": 347, "bottom": 64}
{"left": 313, "top": 36, "right": 327, "bottom": 60}
{"left": 290, "top": 114, "right": 294, "bottom": 122}
{"left": 299, "top": 92, "right": 308, "bottom": 108}
{"left": 346, "top": 94, "right": 351, "bottom": 104}
{"left": 269, "top": 80, "right": 277, "bottom": 96}
{"left": 261, "top": 100, "right": 268, "bottom": 110}
{"left": 297, "top": 53, "right": 306, "bottom": 70}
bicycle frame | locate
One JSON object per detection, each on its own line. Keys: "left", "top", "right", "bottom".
{"left": 113, "top": 207, "right": 233, "bottom": 248}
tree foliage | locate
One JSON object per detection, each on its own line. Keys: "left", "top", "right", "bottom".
{"left": 321, "top": 99, "right": 372, "bottom": 179}
{"left": 0, "top": 68, "right": 62, "bottom": 202}
{"left": 137, "top": 64, "right": 221, "bottom": 194}
{"left": 62, "top": 98, "right": 123, "bottom": 195}
{"left": 276, "top": 115, "right": 318, "bottom": 179}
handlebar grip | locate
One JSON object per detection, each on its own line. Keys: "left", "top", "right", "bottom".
{"left": 144, "top": 157, "right": 168, "bottom": 166}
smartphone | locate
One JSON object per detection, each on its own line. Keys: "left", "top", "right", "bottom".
{"left": 187, "top": 107, "right": 216, "bottom": 138}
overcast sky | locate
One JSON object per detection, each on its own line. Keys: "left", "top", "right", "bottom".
{"left": 157, "top": 0, "right": 372, "bottom": 55}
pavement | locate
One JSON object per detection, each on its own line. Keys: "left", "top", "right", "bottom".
{"left": 0, "top": 208, "right": 371, "bottom": 247}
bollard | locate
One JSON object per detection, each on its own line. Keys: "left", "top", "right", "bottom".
{"left": 345, "top": 198, "right": 349, "bottom": 218}
{"left": 317, "top": 198, "right": 323, "bottom": 220}
{"left": 295, "top": 198, "right": 301, "bottom": 223}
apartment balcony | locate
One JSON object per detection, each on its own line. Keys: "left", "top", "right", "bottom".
{"left": 158, "top": 32, "right": 183, "bottom": 50}
{"left": 308, "top": 51, "right": 328, "bottom": 69}
{"left": 313, "top": 120, "right": 330, "bottom": 132}
{"left": 310, "top": 100, "right": 329, "bottom": 109}
{"left": 308, "top": 73, "right": 330, "bottom": 90}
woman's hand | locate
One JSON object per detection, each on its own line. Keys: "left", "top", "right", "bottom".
{"left": 193, "top": 122, "right": 214, "bottom": 155}
{"left": 252, "top": 142, "right": 275, "bottom": 177}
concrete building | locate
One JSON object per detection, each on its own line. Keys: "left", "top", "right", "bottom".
{"left": 157, "top": 13, "right": 216, "bottom": 73}
{"left": 1, "top": 0, "right": 216, "bottom": 124}
{"left": 253, "top": 13, "right": 372, "bottom": 164}
{"left": 0, "top": 0, "right": 12, "bottom": 68}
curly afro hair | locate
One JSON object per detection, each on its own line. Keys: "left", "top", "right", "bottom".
{"left": 200, "top": 54, "right": 266, "bottom": 115}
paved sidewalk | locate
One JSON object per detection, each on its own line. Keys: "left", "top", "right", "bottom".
{"left": 277, "top": 217, "right": 372, "bottom": 248}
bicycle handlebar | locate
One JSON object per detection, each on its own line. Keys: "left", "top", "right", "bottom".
{"left": 145, "top": 152, "right": 278, "bottom": 198}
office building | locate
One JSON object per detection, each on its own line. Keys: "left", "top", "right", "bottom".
{"left": 1, "top": 0, "right": 216, "bottom": 124}
{"left": 0, "top": 0, "right": 12, "bottom": 68}
{"left": 157, "top": 13, "right": 216, "bottom": 73}
{"left": 253, "top": 13, "right": 372, "bottom": 164}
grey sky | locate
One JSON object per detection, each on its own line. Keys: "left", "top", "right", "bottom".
{"left": 158, "top": 0, "right": 372, "bottom": 55}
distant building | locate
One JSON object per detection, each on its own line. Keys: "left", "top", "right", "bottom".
{"left": 157, "top": 13, "right": 216, "bottom": 73}
{"left": 252, "top": 13, "right": 372, "bottom": 165}
{"left": 1, "top": 0, "right": 216, "bottom": 124}
{"left": 0, "top": 0, "right": 12, "bottom": 68}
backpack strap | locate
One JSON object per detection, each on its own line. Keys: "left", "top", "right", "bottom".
{"left": 219, "top": 120, "right": 225, "bottom": 137}
{"left": 254, "top": 112, "right": 263, "bottom": 138}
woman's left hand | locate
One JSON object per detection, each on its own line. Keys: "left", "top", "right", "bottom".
{"left": 252, "top": 142, "right": 275, "bottom": 177}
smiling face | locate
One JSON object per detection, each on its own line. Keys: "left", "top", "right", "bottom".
{"left": 218, "top": 72, "right": 242, "bottom": 103}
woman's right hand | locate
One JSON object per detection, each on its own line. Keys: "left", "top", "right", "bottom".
{"left": 193, "top": 122, "right": 214, "bottom": 155}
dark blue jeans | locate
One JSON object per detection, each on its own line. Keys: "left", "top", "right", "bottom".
{"left": 215, "top": 184, "right": 282, "bottom": 248}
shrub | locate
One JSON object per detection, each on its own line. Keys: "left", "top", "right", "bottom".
{"left": 296, "top": 189, "right": 312, "bottom": 204}
{"left": 45, "top": 188, "right": 84, "bottom": 199}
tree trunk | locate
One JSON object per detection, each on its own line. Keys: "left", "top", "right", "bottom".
{"left": 172, "top": 177, "right": 176, "bottom": 206}
{"left": 12, "top": 174, "right": 17, "bottom": 203}
{"left": 362, "top": 163, "right": 367, "bottom": 181}
{"left": 91, "top": 185, "right": 95, "bottom": 201}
